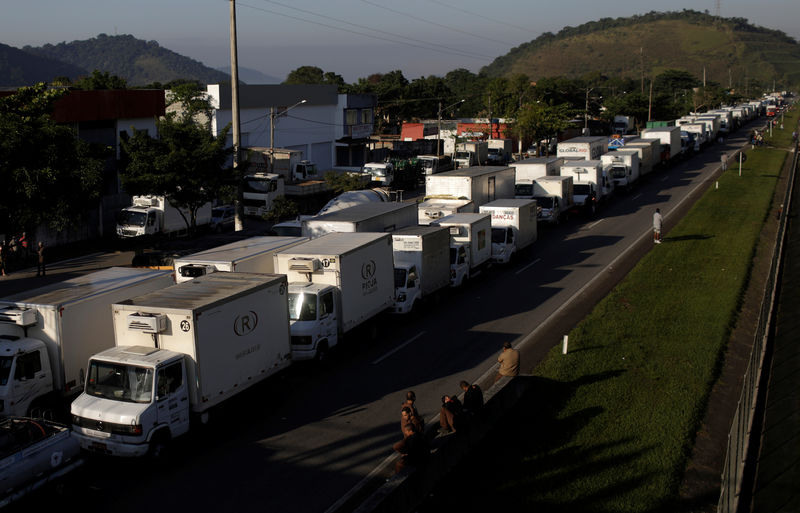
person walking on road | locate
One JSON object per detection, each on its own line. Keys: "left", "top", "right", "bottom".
{"left": 495, "top": 341, "right": 520, "bottom": 383}
{"left": 36, "top": 241, "right": 46, "bottom": 276}
{"left": 653, "top": 208, "right": 663, "bottom": 244}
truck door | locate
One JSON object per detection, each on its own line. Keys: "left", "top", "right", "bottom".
{"left": 155, "top": 361, "right": 190, "bottom": 439}
{"left": 319, "top": 290, "right": 338, "bottom": 347}
{"left": 11, "top": 350, "right": 48, "bottom": 415}
{"left": 488, "top": 177, "right": 496, "bottom": 202}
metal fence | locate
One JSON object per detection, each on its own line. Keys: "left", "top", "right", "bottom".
{"left": 717, "top": 141, "right": 799, "bottom": 513}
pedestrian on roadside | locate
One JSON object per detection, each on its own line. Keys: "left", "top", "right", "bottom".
{"left": 721, "top": 154, "right": 728, "bottom": 171}
{"left": 393, "top": 423, "right": 429, "bottom": 474}
{"left": 36, "top": 241, "right": 46, "bottom": 277}
{"left": 460, "top": 380, "right": 484, "bottom": 415}
{"left": 0, "top": 241, "right": 7, "bottom": 277}
{"left": 653, "top": 208, "right": 663, "bottom": 244}
{"left": 494, "top": 341, "right": 520, "bottom": 383}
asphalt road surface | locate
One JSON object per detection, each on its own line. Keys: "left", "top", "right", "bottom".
{"left": 7, "top": 124, "right": 760, "bottom": 513}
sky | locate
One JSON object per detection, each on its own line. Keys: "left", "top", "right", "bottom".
{"left": 2, "top": 0, "right": 799, "bottom": 83}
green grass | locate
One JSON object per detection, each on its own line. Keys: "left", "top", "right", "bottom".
{"left": 419, "top": 110, "right": 797, "bottom": 513}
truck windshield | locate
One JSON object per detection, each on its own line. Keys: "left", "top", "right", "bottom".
{"left": 85, "top": 360, "right": 153, "bottom": 404}
{"left": 420, "top": 160, "right": 434, "bottom": 170}
{"left": 455, "top": 151, "right": 471, "bottom": 159}
{"left": 574, "top": 184, "right": 591, "bottom": 196}
{"left": 0, "top": 356, "right": 11, "bottom": 386}
{"left": 364, "top": 167, "right": 386, "bottom": 177}
{"left": 117, "top": 210, "right": 147, "bottom": 227}
{"left": 288, "top": 292, "right": 317, "bottom": 321}
{"left": 243, "top": 177, "right": 276, "bottom": 193}
{"left": 491, "top": 228, "right": 507, "bottom": 244}
{"left": 534, "top": 196, "right": 554, "bottom": 209}
{"left": 515, "top": 184, "right": 533, "bottom": 197}
{"left": 611, "top": 166, "right": 627, "bottom": 179}
{"left": 394, "top": 268, "right": 407, "bottom": 288}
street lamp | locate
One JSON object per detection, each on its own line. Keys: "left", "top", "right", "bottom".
{"left": 269, "top": 99, "right": 307, "bottom": 173}
{"left": 437, "top": 99, "right": 465, "bottom": 157}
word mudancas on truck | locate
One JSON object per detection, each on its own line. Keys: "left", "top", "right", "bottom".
{"left": 0, "top": 267, "right": 174, "bottom": 418}
{"left": 273, "top": 232, "right": 395, "bottom": 361}
{"left": 71, "top": 272, "right": 291, "bottom": 457}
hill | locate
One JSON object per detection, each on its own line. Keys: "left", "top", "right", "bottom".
{"left": 18, "top": 34, "right": 230, "bottom": 87}
{"left": 0, "top": 42, "right": 88, "bottom": 88}
{"left": 481, "top": 10, "right": 800, "bottom": 88}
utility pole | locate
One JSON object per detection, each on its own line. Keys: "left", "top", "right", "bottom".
{"left": 648, "top": 79, "right": 654, "bottom": 122}
{"left": 437, "top": 100, "right": 442, "bottom": 158}
{"left": 229, "top": 0, "right": 244, "bottom": 231}
{"left": 640, "top": 47, "right": 644, "bottom": 94}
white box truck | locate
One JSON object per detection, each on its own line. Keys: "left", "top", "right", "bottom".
{"left": 601, "top": 150, "right": 640, "bottom": 192}
{"left": 479, "top": 199, "right": 538, "bottom": 264}
{"left": 425, "top": 166, "right": 515, "bottom": 208}
{"left": 390, "top": 226, "right": 451, "bottom": 314}
{"left": 560, "top": 159, "right": 613, "bottom": 215}
{"left": 274, "top": 232, "right": 395, "bottom": 361}
{"left": 556, "top": 136, "right": 608, "bottom": 161}
{"left": 434, "top": 213, "right": 492, "bottom": 287}
{"left": 0, "top": 267, "right": 174, "bottom": 418}
{"left": 513, "top": 157, "right": 563, "bottom": 199}
{"left": 301, "top": 202, "right": 417, "bottom": 239}
{"left": 70, "top": 272, "right": 291, "bottom": 457}
{"left": 623, "top": 140, "right": 659, "bottom": 177}
{"left": 173, "top": 236, "right": 308, "bottom": 283}
{"left": 116, "top": 195, "right": 212, "bottom": 238}
{"left": 533, "top": 176, "right": 574, "bottom": 225}
{"left": 417, "top": 198, "right": 475, "bottom": 225}
{"left": 641, "top": 127, "right": 682, "bottom": 165}
{"left": 454, "top": 141, "right": 488, "bottom": 168}
{"left": 487, "top": 139, "right": 513, "bottom": 164}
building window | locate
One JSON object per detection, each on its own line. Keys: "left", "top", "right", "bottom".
{"left": 361, "top": 108, "right": 373, "bottom": 124}
{"left": 345, "top": 109, "right": 358, "bottom": 125}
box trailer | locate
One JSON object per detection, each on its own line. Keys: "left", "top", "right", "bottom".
{"left": 301, "top": 202, "right": 417, "bottom": 239}
{"left": 425, "top": 166, "right": 515, "bottom": 208}
{"left": 533, "top": 176, "right": 574, "bottom": 225}
{"left": 274, "top": 232, "right": 395, "bottom": 360}
{"left": 479, "top": 199, "right": 538, "bottom": 264}
{"left": 71, "top": 272, "right": 291, "bottom": 457}
{"left": 513, "top": 157, "right": 563, "bottom": 199}
{"left": 623, "top": 140, "right": 659, "bottom": 177}
{"left": 601, "top": 150, "right": 640, "bottom": 192}
{"left": 641, "top": 126, "right": 682, "bottom": 164}
{"left": 174, "top": 236, "right": 308, "bottom": 283}
{"left": 0, "top": 267, "right": 175, "bottom": 418}
{"left": 390, "top": 225, "right": 451, "bottom": 314}
{"left": 434, "top": 213, "right": 492, "bottom": 287}
{"left": 417, "top": 198, "right": 475, "bottom": 225}
{"left": 556, "top": 136, "right": 608, "bottom": 161}
{"left": 560, "top": 159, "right": 613, "bottom": 214}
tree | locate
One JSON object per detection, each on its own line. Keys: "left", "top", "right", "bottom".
{"left": 119, "top": 84, "right": 233, "bottom": 231}
{"left": 284, "top": 66, "right": 347, "bottom": 91}
{"left": 511, "top": 101, "right": 574, "bottom": 156}
{"left": 73, "top": 70, "right": 128, "bottom": 90}
{"left": 0, "top": 83, "right": 106, "bottom": 237}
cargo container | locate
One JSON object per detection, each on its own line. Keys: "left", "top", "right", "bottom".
{"left": 390, "top": 226, "right": 451, "bottom": 314}
{"left": 601, "top": 150, "right": 640, "bottom": 192}
{"left": 301, "top": 202, "right": 417, "bottom": 239}
{"left": 425, "top": 166, "right": 515, "bottom": 208}
{"left": 417, "top": 198, "right": 476, "bottom": 225}
{"left": 512, "top": 157, "right": 563, "bottom": 199}
{"left": 641, "top": 126, "right": 682, "bottom": 164}
{"left": 556, "top": 136, "right": 608, "bottom": 161}
{"left": 434, "top": 213, "right": 492, "bottom": 287}
{"left": 533, "top": 176, "right": 574, "bottom": 225}
{"left": 479, "top": 199, "right": 538, "bottom": 264}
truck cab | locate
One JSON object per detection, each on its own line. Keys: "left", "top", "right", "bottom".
{"left": 449, "top": 244, "right": 470, "bottom": 287}
{"left": 490, "top": 226, "right": 515, "bottom": 264}
{"left": 534, "top": 195, "right": 560, "bottom": 224}
{"left": 362, "top": 163, "right": 394, "bottom": 187}
{"left": 71, "top": 346, "right": 190, "bottom": 457}
{"left": 294, "top": 160, "right": 318, "bottom": 182}
{"left": 286, "top": 282, "right": 340, "bottom": 361}
{"left": 116, "top": 205, "right": 159, "bottom": 237}
{"left": 0, "top": 334, "right": 54, "bottom": 418}
{"left": 393, "top": 265, "right": 420, "bottom": 314}
{"left": 454, "top": 150, "right": 476, "bottom": 169}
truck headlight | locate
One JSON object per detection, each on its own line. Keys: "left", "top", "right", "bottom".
{"left": 112, "top": 423, "right": 143, "bottom": 436}
{"left": 397, "top": 293, "right": 407, "bottom": 302}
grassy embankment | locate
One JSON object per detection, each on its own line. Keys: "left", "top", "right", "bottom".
{"left": 422, "top": 111, "right": 797, "bottom": 513}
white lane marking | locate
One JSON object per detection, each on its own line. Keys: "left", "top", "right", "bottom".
{"left": 632, "top": 193, "right": 642, "bottom": 200}
{"left": 587, "top": 219, "right": 604, "bottom": 229}
{"left": 371, "top": 331, "right": 425, "bottom": 365}
{"left": 515, "top": 258, "right": 541, "bottom": 275}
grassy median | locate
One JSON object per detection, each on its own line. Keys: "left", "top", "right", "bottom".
{"left": 419, "top": 111, "right": 796, "bottom": 513}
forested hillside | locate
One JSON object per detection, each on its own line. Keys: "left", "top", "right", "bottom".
{"left": 0, "top": 42, "right": 87, "bottom": 87}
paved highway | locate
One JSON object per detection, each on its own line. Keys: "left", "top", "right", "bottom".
{"left": 9, "top": 126, "right": 758, "bottom": 513}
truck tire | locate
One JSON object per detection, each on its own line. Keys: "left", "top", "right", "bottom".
{"left": 315, "top": 342, "right": 330, "bottom": 363}
{"left": 148, "top": 431, "right": 171, "bottom": 459}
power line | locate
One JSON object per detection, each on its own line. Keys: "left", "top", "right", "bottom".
{"left": 359, "top": 0, "right": 514, "bottom": 47}
{"left": 426, "top": 0, "right": 533, "bottom": 34}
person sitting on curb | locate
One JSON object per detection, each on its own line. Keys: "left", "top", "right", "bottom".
{"left": 460, "top": 380, "right": 484, "bottom": 416}
{"left": 439, "top": 394, "right": 464, "bottom": 434}
{"left": 400, "top": 406, "right": 424, "bottom": 435}
{"left": 393, "top": 423, "right": 429, "bottom": 474}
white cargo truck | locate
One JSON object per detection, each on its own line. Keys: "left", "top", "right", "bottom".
{"left": 641, "top": 126, "right": 682, "bottom": 165}
{"left": 612, "top": 115, "right": 635, "bottom": 135}
{"left": 302, "top": 202, "right": 417, "bottom": 239}
{"left": 391, "top": 226, "right": 451, "bottom": 314}
{"left": 486, "top": 139, "right": 513, "bottom": 164}
{"left": 556, "top": 136, "right": 608, "bottom": 161}
{"left": 601, "top": 150, "right": 640, "bottom": 192}
{"left": 116, "top": 195, "right": 212, "bottom": 238}
{"left": 417, "top": 198, "right": 475, "bottom": 225}
{"left": 0, "top": 268, "right": 174, "bottom": 418}
{"left": 434, "top": 213, "right": 492, "bottom": 287}
{"left": 560, "top": 160, "right": 611, "bottom": 215}
{"left": 425, "top": 166, "right": 515, "bottom": 208}
{"left": 479, "top": 199, "right": 538, "bottom": 264}
{"left": 70, "top": 272, "right": 291, "bottom": 457}
{"left": 362, "top": 162, "right": 395, "bottom": 186}
{"left": 623, "top": 139, "right": 659, "bottom": 177}
{"left": 513, "top": 157, "right": 563, "bottom": 199}
{"left": 454, "top": 141, "right": 488, "bottom": 168}
{"left": 696, "top": 116, "right": 721, "bottom": 141}
{"left": 533, "top": 176, "right": 574, "bottom": 225}
{"left": 173, "top": 236, "right": 308, "bottom": 283}
{"left": 274, "top": 232, "right": 395, "bottom": 360}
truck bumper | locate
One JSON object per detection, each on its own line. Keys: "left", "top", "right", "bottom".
{"left": 72, "top": 429, "right": 150, "bottom": 457}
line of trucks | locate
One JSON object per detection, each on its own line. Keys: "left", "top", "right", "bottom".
{"left": 0, "top": 99, "right": 769, "bottom": 501}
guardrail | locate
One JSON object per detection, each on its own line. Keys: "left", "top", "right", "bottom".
{"left": 717, "top": 140, "right": 799, "bottom": 512}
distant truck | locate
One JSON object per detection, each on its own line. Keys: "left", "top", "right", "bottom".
{"left": 612, "top": 115, "right": 635, "bottom": 135}
{"left": 391, "top": 226, "right": 451, "bottom": 314}
{"left": 641, "top": 126, "right": 682, "bottom": 165}
{"left": 0, "top": 267, "right": 174, "bottom": 419}
{"left": 417, "top": 155, "right": 454, "bottom": 177}
{"left": 487, "top": 139, "right": 513, "bottom": 165}
{"left": 271, "top": 188, "right": 392, "bottom": 236}
{"left": 479, "top": 199, "right": 538, "bottom": 264}
{"left": 454, "top": 141, "right": 488, "bottom": 168}
{"left": 116, "top": 195, "right": 212, "bottom": 237}
{"left": 556, "top": 136, "right": 608, "bottom": 161}
{"left": 362, "top": 162, "right": 395, "bottom": 187}
{"left": 424, "top": 166, "right": 515, "bottom": 209}
{"left": 623, "top": 139, "right": 659, "bottom": 177}
{"left": 512, "top": 157, "right": 563, "bottom": 199}
{"left": 417, "top": 198, "right": 475, "bottom": 225}
{"left": 173, "top": 236, "right": 308, "bottom": 283}
{"left": 274, "top": 232, "right": 395, "bottom": 360}
{"left": 560, "top": 160, "right": 612, "bottom": 215}
{"left": 601, "top": 150, "right": 640, "bottom": 192}
{"left": 71, "top": 272, "right": 292, "bottom": 457}
{"left": 533, "top": 176, "right": 574, "bottom": 225}
{"left": 243, "top": 147, "right": 318, "bottom": 184}
{"left": 301, "top": 202, "right": 417, "bottom": 239}
{"left": 242, "top": 172, "right": 286, "bottom": 217}
{"left": 434, "top": 213, "right": 492, "bottom": 287}
{"left": 0, "top": 417, "right": 83, "bottom": 507}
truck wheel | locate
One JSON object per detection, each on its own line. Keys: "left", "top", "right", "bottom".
{"left": 315, "top": 342, "right": 330, "bottom": 363}
{"left": 148, "top": 431, "right": 171, "bottom": 459}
